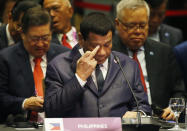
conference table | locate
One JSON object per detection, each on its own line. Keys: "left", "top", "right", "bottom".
{"left": 0, "top": 124, "right": 185, "bottom": 131}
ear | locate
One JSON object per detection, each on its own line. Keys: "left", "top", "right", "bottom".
{"left": 115, "top": 18, "right": 120, "bottom": 30}
{"left": 78, "top": 32, "right": 84, "bottom": 48}
{"left": 20, "top": 33, "right": 26, "bottom": 41}
{"left": 68, "top": 6, "right": 74, "bottom": 18}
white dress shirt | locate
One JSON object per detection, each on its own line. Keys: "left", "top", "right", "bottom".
{"left": 128, "top": 46, "right": 152, "bottom": 105}
{"left": 6, "top": 24, "right": 15, "bottom": 46}
{"left": 57, "top": 26, "right": 78, "bottom": 48}
{"left": 22, "top": 55, "right": 47, "bottom": 122}
{"left": 75, "top": 48, "right": 108, "bottom": 89}
{"left": 148, "top": 27, "right": 160, "bottom": 42}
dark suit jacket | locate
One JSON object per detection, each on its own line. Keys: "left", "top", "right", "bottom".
{"left": 174, "top": 41, "right": 187, "bottom": 89}
{"left": 51, "top": 33, "right": 61, "bottom": 45}
{"left": 158, "top": 24, "right": 183, "bottom": 47}
{"left": 0, "top": 24, "right": 8, "bottom": 50}
{"left": 44, "top": 45, "right": 151, "bottom": 118}
{"left": 112, "top": 36, "right": 185, "bottom": 108}
{"left": 0, "top": 42, "right": 69, "bottom": 122}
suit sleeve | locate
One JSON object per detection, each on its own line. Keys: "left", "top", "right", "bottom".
{"left": 0, "top": 54, "right": 25, "bottom": 115}
{"left": 171, "top": 47, "right": 186, "bottom": 98}
{"left": 44, "top": 61, "right": 86, "bottom": 118}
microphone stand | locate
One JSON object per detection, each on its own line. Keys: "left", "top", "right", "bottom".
{"left": 112, "top": 53, "right": 141, "bottom": 127}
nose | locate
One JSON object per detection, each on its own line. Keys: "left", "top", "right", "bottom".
{"left": 36, "top": 40, "right": 44, "bottom": 47}
{"left": 97, "top": 47, "right": 106, "bottom": 56}
{"left": 134, "top": 27, "right": 142, "bottom": 35}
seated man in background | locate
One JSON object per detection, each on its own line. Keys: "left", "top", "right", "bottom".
{"left": 43, "top": 0, "right": 78, "bottom": 49}
{"left": 0, "top": 0, "right": 40, "bottom": 50}
{"left": 0, "top": 6, "right": 69, "bottom": 123}
{"left": 44, "top": 12, "right": 151, "bottom": 118}
{"left": 145, "top": 0, "right": 183, "bottom": 48}
{"left": 113, "top": 0, "right": 185, "bottom": 120}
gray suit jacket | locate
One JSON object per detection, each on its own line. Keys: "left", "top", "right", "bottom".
{"left": 112, "top": 35, "right": 185, "bottom": 108}
{"left": 44, "top": 45, "right": 151, "bottom": 118}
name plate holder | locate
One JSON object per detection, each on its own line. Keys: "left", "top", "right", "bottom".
{"left": 44, "top": 117, "right": 122, "bottom": 131}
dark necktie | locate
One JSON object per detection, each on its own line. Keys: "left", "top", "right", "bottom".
{"left": 62, "top": 34, "right": 72, "bottom": 49}
{"left": 133, "top": 51, "right": 147, "bottom": 92}
{"left": 95, "top": 65, "right": 104, "bottom": 93}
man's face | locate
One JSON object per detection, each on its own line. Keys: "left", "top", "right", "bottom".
{"left": 149, "top": 2, "right": 167, "bottom": 35}
{"left": 43, "top": 0, "right": 73, "bottom": 33}
{"left": 21, "top": 23, "right": 52, "bottom": 58}
{"left": 80, "top": 31, "right": 113, "bottom": 65}
{"left": 8, "top": 13, "right": 23, "bottom": 42}
{"left": 116, "top": 7, "right": 149, "bottom": 51}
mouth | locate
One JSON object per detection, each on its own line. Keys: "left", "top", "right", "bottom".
{"left": 52, "top": 21, "right": 58, "bottom": 26}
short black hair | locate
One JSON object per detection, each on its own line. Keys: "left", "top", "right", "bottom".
{"left": 80, "top": 12, "right": 115, "bottom": 40}
{"left": 21, "top": 6, "right": 51, "bottom": 33}
{"left": 11, "top": 0, "right": 41, "bottom": 21}
{"left": 145, "top": 0, "right": 168, "bottom": 8}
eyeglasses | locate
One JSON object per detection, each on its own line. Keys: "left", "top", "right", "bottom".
{"left": 28, "top": 35, "right": 51, "bottom": 44}
{"left": 118, "top": 19, "right": 148, "bottom": 32}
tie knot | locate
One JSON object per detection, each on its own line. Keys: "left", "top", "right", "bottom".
{"left": 34, "top": 58, "right": 42, "bottom": 65}
{"left": 62, "top": 34, "right": 67, "bottom": 41}
{"left": 132, "top": 51, "right": 138, "bottom": 59}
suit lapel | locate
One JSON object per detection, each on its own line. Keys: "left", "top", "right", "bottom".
{"left": 70, "top": 46, "right": 100, "bottom": 96}
{"left": 101, "top": 54, "right": 120, "bottom": 94}
{"left": 144, "top": 40, "right": 157, "bottom": 95}
{"left": 16, "top": 43, "right": 35, "bottom": 96}
{"left": 51, "top": 33, "right": 61, "bottom": 45}
{"left": 159, "top": 25, "right": 170, "bottom": 44}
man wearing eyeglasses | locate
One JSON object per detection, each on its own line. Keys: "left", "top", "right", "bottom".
{"left": 112, "top": 0, "right": 185, "bottom": 120}
{"left": 0, "top": 0, "right": 40, "bottom": 50}
{"left": 0, "top": 6, "right": 69, "bottom": 123}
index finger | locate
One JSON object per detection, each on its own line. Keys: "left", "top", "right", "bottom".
{"left": 88, "top": 45, "right": 100, "bottom": 59}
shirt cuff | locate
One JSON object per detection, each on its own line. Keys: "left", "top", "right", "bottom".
{"left": 75, "top": 73, "right": 87, "bottom": 87}
{"left": 22, "top": 98, "right": 27, "bottom": 110}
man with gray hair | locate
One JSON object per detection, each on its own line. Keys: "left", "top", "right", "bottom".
{"left": 113, "top": 0, "right": 185, "bottom": 120}
{"left": 43, "top": 0, "right": 78, "bottom": 49}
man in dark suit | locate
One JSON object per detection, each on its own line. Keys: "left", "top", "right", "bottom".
{"left": 0, "top": 0, "right": 40, "bottom": 50}
{"left": 44, "top": 12, "right": 151, "bottom": 118}
{"left": 174, "top": 41, "right": 187, "bottom": 89}
{"left": 0, "top": 6, "right": 69, "bottom": 123}
{"left": 113, "top": 0, "right": 185, "bottom": 120}
{"left": 145, "top": 0, "right": 183, "bottom": 48}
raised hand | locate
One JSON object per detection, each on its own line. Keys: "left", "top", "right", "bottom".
{"left": 76, "top": 46, "right": 100, "bottom": 81}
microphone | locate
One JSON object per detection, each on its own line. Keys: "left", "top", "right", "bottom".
{"left": 112, "top": 52, "right": 141, "bottom": 126}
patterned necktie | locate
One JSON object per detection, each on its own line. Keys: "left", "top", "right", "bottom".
{"left": 62, "top": 34, "right": 72, "bottom": 49}
{"left": 95, "top": 65, "right": 104, "bottom": 93}
{"left": 133, "top": 51, "right": 147, "bottom": 92}
{"left": 30, "top": 58, "right": 44, "bottom": 122}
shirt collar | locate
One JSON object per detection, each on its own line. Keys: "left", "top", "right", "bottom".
{"left": 57, "top": 26, "right": 77, "bottom": 42}
{"left": 30, "top": 55, "right": 47, "bottom": 63}
{"left": 6, "top": 24, "right": 15, "bottom": 45}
